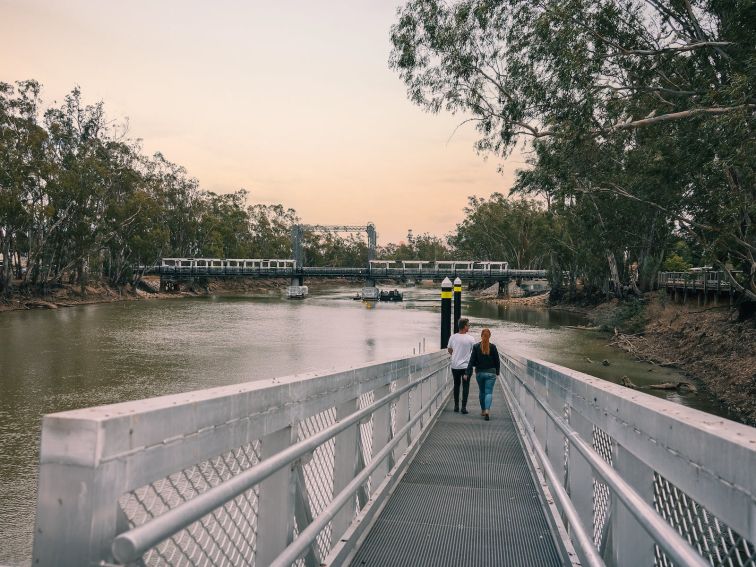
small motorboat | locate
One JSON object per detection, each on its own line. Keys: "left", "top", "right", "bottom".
{"left": 361, "top": 287, "right": 380, "bottom": 302}
{"left": 286, "top": 285, "right": 309, "bottom": 299}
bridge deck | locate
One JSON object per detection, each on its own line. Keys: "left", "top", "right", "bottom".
{"left": 352, "top": 383, "right": 563, "bottom": 566}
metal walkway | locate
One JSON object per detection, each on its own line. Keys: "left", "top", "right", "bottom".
{"left": 352, "top": 383, "right": 563, "bottom": 567}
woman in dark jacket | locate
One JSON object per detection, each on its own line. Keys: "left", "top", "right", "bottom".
{"left": 466, "top": 328, "right": 500, "bottom": 421}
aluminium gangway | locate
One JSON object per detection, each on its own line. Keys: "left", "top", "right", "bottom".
{"left": 31, "top": 350, "right": 756, "bottom": 566}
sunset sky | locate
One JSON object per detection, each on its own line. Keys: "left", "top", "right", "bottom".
{"left": 0, "top": 0, "right": 524, "bottom": 244}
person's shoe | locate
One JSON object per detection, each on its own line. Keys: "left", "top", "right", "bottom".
{"left": 484, "top": 414, "right": 490, "bottom": 421}
{"left": 453, "top": 406, "right": 459, "bottom": 413}
{"left": 461, "top": 408, "right": 468, "bottom": 414}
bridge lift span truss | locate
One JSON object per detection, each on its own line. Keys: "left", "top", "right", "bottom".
{"left": 291, "top": 223, "right": 377, "bottom": 268}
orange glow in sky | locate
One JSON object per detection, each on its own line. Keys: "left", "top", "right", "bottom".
{"left": 0, "top": 0, "right": 524, "bottom": 243}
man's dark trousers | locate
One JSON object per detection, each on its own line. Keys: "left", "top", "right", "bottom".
{"left": 451, "top": 368, "right": 470, "bottom": 410}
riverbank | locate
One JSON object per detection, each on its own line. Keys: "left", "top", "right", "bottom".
{"left": 0, "top": 277, "right": 348, "bottom": 313}
{"left": 477, "top": 289, "right": 755, "bottom": 424}
{"left": 478, "top": 291, "right": 551, "bottom": 307}
{"left": 577, "top": 293, "right": 755, "bottom": 425}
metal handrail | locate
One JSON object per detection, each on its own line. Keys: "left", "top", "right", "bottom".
{"left": 269, "top": 380, "right": 448, "bottom": 567}
{"left": 502, "top": 375, "right": 605, "bottom": 567}
{"left": 501, "top": 356, "right": 708, "bottom": 567}
{"left": 111, "top": 362, "right": 448, "bottom": 563}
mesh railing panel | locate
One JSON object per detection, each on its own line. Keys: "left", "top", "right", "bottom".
{"left": 592, "top": 425, "right": 614, "bottom": 551}
{"left": 653, "top": 472, "right": 756, "bottom": 567}
{"left": 390, "top": 381, "right": 398, "bottom": 437}
{"left": 563, "top": 404, "right": 570, "bottom": 488}
{"left": 296, "top": 407, "right": 337, "bottom": 559}
{"left": 118, "top": 441, "right": 262, "bottom": 566}
{"left": 358, "top": 391, "right": 375, "bottom": 498}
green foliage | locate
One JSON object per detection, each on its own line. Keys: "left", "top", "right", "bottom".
{"left": 380, "top": 232, "right": 452, "bottom": 262}
{"left": 0, "top": 81, "right": 405, "bottom": 289}
{"left": 391, "top": 0, "right": 756, "bottom": 300}
{"left": 663, "top": 254, "right": 692, "bottom": 272}
{"left": 449, "top": 194, "right": 549, "bottom": 268}
{"left": 0, "top": 81, "right": 306, "bottom": 290}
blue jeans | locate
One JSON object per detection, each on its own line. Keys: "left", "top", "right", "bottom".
{"left": 476, "top": 372, "right": 496, "bottom": 410}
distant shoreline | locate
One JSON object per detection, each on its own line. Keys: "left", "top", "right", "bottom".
{"left": 0, "top": 277, "right": 354, "bottom": 313}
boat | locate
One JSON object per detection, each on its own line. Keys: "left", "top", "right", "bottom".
{"left": 379, "top": 289, "right": 403, "bottom": 302}
{"left": 360, "top": 287, "right": 380, "bottom": 302}
{"left": 286, "top": 285, "right": 309, "bottom": 299}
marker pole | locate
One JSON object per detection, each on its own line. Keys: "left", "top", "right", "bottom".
{"left": 441, "top": 277, "right": 452, "bottom": 348}
{"left": 453, "top": 277, "right": 462, "bottom": 333}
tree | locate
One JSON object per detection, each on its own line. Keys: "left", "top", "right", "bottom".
{"left": 0, "top": 80, "right": 49, "bottom": 292}
{"left": 391, "top": 0, "right": 755, "bottom": 299}
{"left": 450, "top": 194, "right": 550, "bottom": 269}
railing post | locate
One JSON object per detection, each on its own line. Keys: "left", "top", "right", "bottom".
{"left": 332, "top": 397, "right": 360, "bottom": 542}
{"left": 256, "top": 426, "right": 297, "bottom": 565}
{"left": 409, "top": 374, "right": 422, "bottom": 443}
{"left": 421, "top": 367, "right": 433, "bottom": 425}
{"left": 609, "top": 445, "right": 655, "bottom": 566}
{"left": 567, "top": 411, "right": 595, "bottom": 538}
{"left": 370, "top": 384, "right": 392, "bottom": 489}
{"left": 393, "top": 373, "right": 410, "bottom": 463}
{"left": 32, "top": 420, "right": 123, "bottom": 566}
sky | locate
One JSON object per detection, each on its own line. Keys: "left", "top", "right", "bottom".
{"left": 0, "top": 0, "right": 524, "bottom": 244}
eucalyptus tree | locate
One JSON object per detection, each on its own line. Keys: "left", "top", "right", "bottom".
{"left": 391, "top": 0, "right": 755, "bottom": 299}
{"left": 248, "top": 203, "right": 298, "bottom": 259}
{"left": 0, "top": 80, "right": 50, "bottom": 291}
{"left": 450, "top": 195, "right": 549, "bottom": 269}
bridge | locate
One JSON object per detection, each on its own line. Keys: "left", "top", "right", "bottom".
{"left": 149, "top": 222, "right": 547, "bottom": 293}
{"left": 155, "top": 260, "right": 546, "bottom": 282}
{"left": 31, "top": 348, "right": 756, "bottom": 565}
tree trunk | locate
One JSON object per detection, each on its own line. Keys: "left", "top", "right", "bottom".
{"left": 606, "top": 250, "right": 622, "bottom": 297}
{"left": 1, "top": 235, "right": 11, "bottom": 293}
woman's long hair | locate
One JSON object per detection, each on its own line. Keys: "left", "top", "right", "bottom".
{"left": 480, "top": 328, "right": 491, "bottom": 355}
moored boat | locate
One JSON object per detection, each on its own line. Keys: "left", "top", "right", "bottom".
{"left": 286, "top": 285, "right": 309, "bottom": 299}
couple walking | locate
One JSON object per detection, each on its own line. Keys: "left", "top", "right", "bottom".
{"left": 446, "top": 318, "right": 500, "bottom": 421}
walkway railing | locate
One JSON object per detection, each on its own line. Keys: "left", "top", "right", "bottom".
{"left": 32, "top": 351, "right": 450, "bottom": 566}
{"left": 658, "top": 270, "right": 736, "bottom": 293}
{"left": 499, "top": 352, "right": 756, "bottom": 567}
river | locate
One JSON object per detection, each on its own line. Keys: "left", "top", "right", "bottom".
{"left": 0, "top": 285, "right": 732, "bottom": 565}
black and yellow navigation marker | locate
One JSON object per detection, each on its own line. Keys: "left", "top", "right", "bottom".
{"left": 453, "top": 277, "right": 462, "bottom": 333}
{"left": 441, "top": 277, "right": 452, "bottom": 348}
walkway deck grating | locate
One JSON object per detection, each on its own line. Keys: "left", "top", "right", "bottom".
{"left": 351, "top": 384, "right": 563, "bottom": 567}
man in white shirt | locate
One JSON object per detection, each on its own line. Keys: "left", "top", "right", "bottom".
{"left": 447, "top": 318, "right": 475, "bottom": 414}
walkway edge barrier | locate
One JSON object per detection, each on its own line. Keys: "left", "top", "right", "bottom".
{"left": 269, "top": 381, "right": 450, "bottom": 566}
{"left": 111, "top": 363, "right": 447, "bottom": 562}
{"left": 499, "top": 351, "right": 756, "bottom": 567}
{"left": 501, "top": 378, "right": 604, "bottom": 567}
{"left": 32, "top": 349, "right": 451, "bottom": 566}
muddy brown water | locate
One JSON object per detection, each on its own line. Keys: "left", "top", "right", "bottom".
{"left": 0, "top": 286, "right": 734, "bottom": 565}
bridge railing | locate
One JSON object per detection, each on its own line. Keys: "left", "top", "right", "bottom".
{"left": 658, "top": 270, "right": 734, "bottom": 292}
{"left": 499, "top": 352, "right": 756, "bottom": 567}
{"left": 32, "top": 351, "right": 451, "bottom": 566}
{"left": 155, "top": 265, "right": 547, "bottom": 280}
